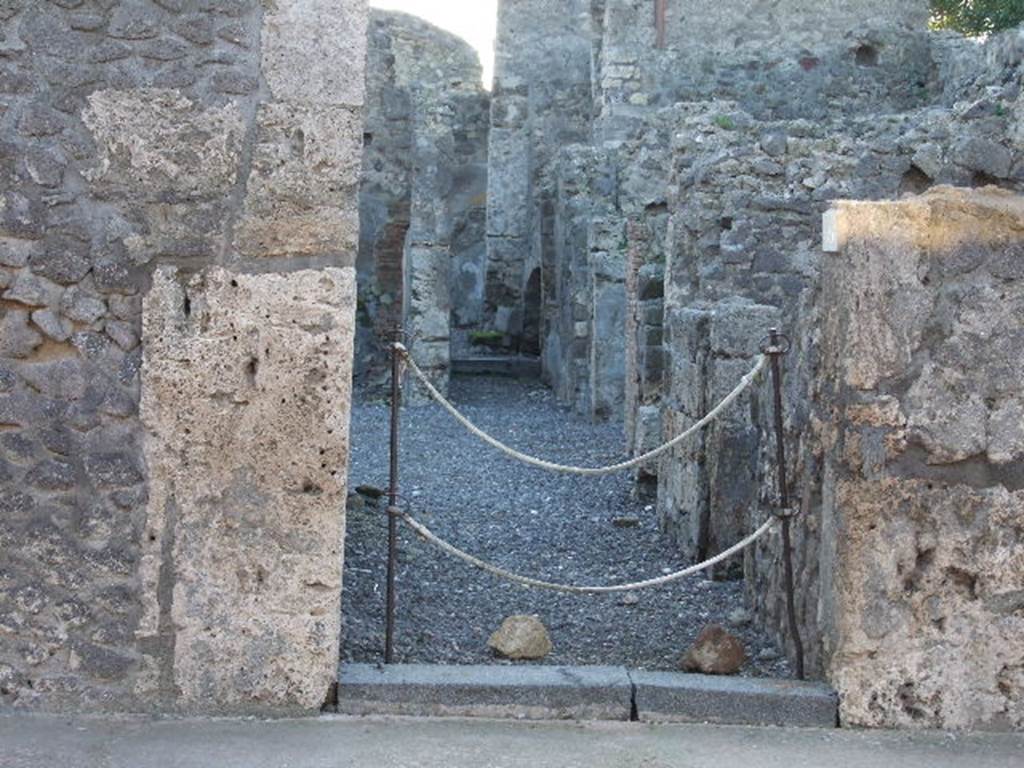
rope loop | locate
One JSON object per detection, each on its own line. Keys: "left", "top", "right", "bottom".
{"left": 399, "top": 349, "right": 767, "bottom": 476}
{"left": 399, "top": 510, "right": 778, "bottom": 594}
{"left": 758, "top": 332, "right": 792, "bottom": 356}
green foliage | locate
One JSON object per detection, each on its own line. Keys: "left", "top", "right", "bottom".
{"left": 713, "top": 115, "right": 736, "bottom": 131}
{"left": 930, "top": 0, "right": 1024, "bottom": 35}
{"left": 469, "top": 330, "right": 505, "bottom": 346}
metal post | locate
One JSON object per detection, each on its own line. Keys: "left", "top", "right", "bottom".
{"left": 654, "top": 0, "right": 668, "bottom": 49}
{"left": 765, "top": 328, "right": 805, "bottom": 681}
{"left": 384, "top": 331, "right": 403, "bottom": 664}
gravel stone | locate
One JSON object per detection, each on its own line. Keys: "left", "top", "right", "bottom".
{"left": 342, "top": 376, "right": 791, "bottom": 677}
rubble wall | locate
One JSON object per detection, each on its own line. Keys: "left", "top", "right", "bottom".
{"left": 651, "top": 26, "right": 1024, "bottom": 664}
{"left": 356, "top": 11, "right": 489, "bottom": 393}
{"left": 0, "top": 0, "right": 366, "bottom": 715}
{"left": 818, "top": 187, "right": 1024, "bottom": 730}
{"left": 484, "top": 0, "right": 594, "bottom": 352}
{"left": 597, "top": 0, "right": 931, "bottom": 127}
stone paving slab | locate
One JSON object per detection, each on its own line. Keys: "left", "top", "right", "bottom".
{"left": 337, "top": 663, "right": 634, "bottom": 720}
{"left": 4, "top": 713, "right": 1023, "bottom": 768}
{"left": 630, "top": 670, "right": 838, "bottom": 727}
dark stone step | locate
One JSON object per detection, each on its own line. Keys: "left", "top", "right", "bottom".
{"left": 451, "top": 356, "right": 542, "bottom": 378}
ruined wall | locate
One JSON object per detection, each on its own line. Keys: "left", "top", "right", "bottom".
{"left": 816, "top": 187, "right": 1024, "bottom": 730}
{"left": 0, "top": 0, "right": 366, "bottom": 715}
{"left": 530, "top": 0, "right": 934, "bottom": 422}
{"left": 661, "top": 67, "right": 1022, "bottom": 663}
{"left": 597, "top": 0, "right": 930, "bottom": 131}
{"left": 356, "top": 11, "right": 489, "bottom": 393}
{"left": 544, "top": 106, "right": 674, "bottom": 422}
{"left": 645, "top": 27, "right": 1024, "bottom": 727}
{"left": 484, "top": 0, "right": 593, "bottom": 352}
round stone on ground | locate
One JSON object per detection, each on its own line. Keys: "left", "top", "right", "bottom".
{"left": 681, "top": 624, "right": 746, "bottom": 675}
{"left": 727, "top": 607, "right": 752, "bottom": 627}
{"left": 488, "top": 615, "right": 552, "bottom": 660}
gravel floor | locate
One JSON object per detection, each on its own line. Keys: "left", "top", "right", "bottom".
{"left": 341, "top": 375, "right": 791, "bottom": 677}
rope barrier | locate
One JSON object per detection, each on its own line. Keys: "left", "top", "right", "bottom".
{"left": 396, "top": 344, "right": 767, "bottom": 476}
{"left": 398, "top": 509, "right": 778, "bottom": 594}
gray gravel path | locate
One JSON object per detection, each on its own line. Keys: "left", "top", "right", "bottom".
{"left": 341, "top": 375, "right": 790, "bottom": 677}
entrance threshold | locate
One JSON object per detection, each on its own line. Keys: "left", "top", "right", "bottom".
{"left": 335, "top": 663, "right": 838, "bottom": 728}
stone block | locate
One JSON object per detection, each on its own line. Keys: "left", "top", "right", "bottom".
{"left": 338, "top": 663, "right": 634, "bottom": 721}
{"left": 82, "top": 89, "right": 245, "bottom": 203}
{"left": 262, "top": 0, "right": 367, "bottom": 107}
{"left": 137, "top": 266, "right": 356, "bottom": 715}
{"left": 234, "top": 102, "right": 362, "bottom": 260}
{"left": 820, "top": 187, "right": 1024, "bottom": 730}
{"left": 631, "top": 670, "right": 837, "bottom": 727}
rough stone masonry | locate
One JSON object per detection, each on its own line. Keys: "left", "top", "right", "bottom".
{"left": 356, "top": 10, "right": 489, "bottom": 396}
{"left": 1, "top": 0, "right": 1022, "bottom": 734}
{"left": 0, "top": 0, "right": 366, "bottom": 715}
{"left": 471, "top": 0, "right": 1024, "bottom": 731}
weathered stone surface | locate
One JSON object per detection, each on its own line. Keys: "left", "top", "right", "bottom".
{"left": 137, "top": 266, "right": 356, "bottom": 714}
{"left": 3, "top": 272, "right": 62, "bottom": 308}
{"left": 338, "top": 663, "right": 634, "bottom": 721}
{"left": 234, "top": 103, "right": 362, "bottom": 260}
{"left": 818, "top": 187, "right": 1024, "bottom": 730}
{"left": 681, "top": 625, "right": 747, "bottom": 675}
{"left": 0, "top": 310, "right": 43, "bottom": 357}
{"left": 0, "top": 0, "right": 367, "bottom": 718}
{"left": 488, "top": 615, "right": 553, "bottom": 661}
{"left": 261, "top": 0, "right": 367, "bottom": 106}
{"left": 355, "top": 10, "right": 490, "bottom": 392}
{"left": 82, "top": 89, "right": 245, "bottom": 202}
{"left": 631, "top": 670, "right": 838, "bottom": 727}
{"left": 30, "top": 309, "right": 72, "bottom": 343}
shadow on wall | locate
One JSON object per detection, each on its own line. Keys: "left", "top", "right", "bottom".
{"left": 521, "top": 267, "right": 542, "bottom": 356}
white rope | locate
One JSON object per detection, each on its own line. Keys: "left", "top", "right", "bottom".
{"left": 398, "top": 345, "right": 766, "bottom": 476}
{"left": 399, "top": 510, "right": 778, "bottom": 594}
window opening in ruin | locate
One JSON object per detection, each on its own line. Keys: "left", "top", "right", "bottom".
{"left": 855, "top": 44, "right": 879, "bottom": 67}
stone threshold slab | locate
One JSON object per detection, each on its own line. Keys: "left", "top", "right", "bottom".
{"left": 630, "top": 670, "right": 838, "bottom": 728}
{"left": 338, "top": 663, "right": 634, "bottom": 721}
{"left": 336, "top": 663, "right": 838, "bottom": 728}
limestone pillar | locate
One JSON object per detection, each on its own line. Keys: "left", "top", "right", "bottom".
{"left": 818, "top": 187, "right": 1024, "bottom": 730}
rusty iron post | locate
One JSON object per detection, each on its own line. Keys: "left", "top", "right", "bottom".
{"left": 654, "top": 0, "right": 668, "bottom": 49}
{"left": 384, "top": 330, "right": 403, "bottom": 664}
{"left": 764, "top": 328, "right": 805, "bottom": 680}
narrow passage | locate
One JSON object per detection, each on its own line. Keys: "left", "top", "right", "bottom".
{"left": 342, "top": 375, "right": 790, "bottom": 676}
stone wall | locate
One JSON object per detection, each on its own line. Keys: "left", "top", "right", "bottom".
{"left": 650, "top": 28, "right": 1024, "bottom": 728}
{"left": 489, "top": 4, "right": 1023, "bottom": 728}
{"left": 0, "top": 0, "right": 366, "bottom": 715}
{"left": 660, "top": 69, "right": 1020, "bottom": 663}
{"left": 816, "top": 187, "right": 1024, "bottom": 730}
{"left": 491, "top": 0, "right": 937, "bottom": 421}
{"left": 597, "top": 0, "right": 930, "bottom": 128}
{"left": 484, "top": 0, "right": 594, "bottom": 353}
{"left": 357, "top": 11, "right": 489, "bottom": 393}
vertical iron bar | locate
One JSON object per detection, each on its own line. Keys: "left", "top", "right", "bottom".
{"left": 767, "top": 328, "right": 805, "bottom": 681}
{"left": 654, "top": 0, "right": 668, "bottom": 49}
{"left": 384, "top": 333, "right": 402, "bottom": 664}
